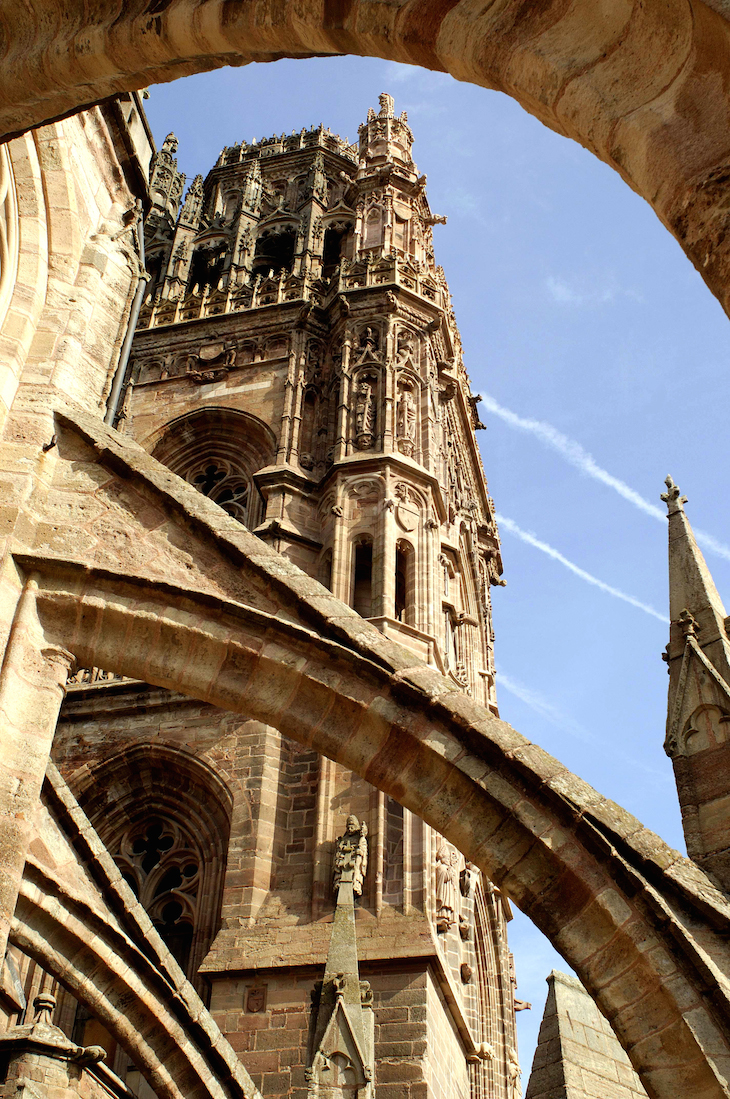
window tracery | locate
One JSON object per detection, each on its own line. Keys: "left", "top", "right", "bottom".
{"left": 115, "top": 818, "right": 199, "bottom": 972}
{"left": 151, "top": 408, "right": 276, "bottom": 530}
{"left": 188, "top": 458, "right": 250, "bottom": 523}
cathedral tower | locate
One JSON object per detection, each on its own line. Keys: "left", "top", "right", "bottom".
{"left": 47, "top": 95, "right": 518, "bottom": 1099}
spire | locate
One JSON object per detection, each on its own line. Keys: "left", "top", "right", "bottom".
{"left": 662, "top": 475, "right": 728, "bottom": 651}
{"left": 306, "top": 816, "right": 374, "bottom": 1098}
{"left": 662, "top": 477, "right": 730, "bottom": 892}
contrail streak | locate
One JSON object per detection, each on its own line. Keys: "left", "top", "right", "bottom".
{"left": 496, "top": 667, "right": 671, "bottom": 780}
{"left": 496, "top": 514, "right": 669, "bottom": 623}
{"left": 481, "top": 393, "right": 730, "bottom": 562}
{"left": 496, "top": 669, "right": 594, "bottom": 743}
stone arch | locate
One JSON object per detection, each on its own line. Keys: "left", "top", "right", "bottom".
{"left": 20, "top": 546, "right": 730, "bottom": 1099}
{"left": 71, "top": 742, "right": 232, "bottom": 988}
{"left": 12, "top": 766, "right": 259, "bottom": 1099}
{"left": 3, "top": 2, "right": 730, "bottom": 317}
{"left": 0, "top": 132, "right": 48, "bottom": 431}
{"left": 149, "top": 407, "right": 276, "bottom": 527}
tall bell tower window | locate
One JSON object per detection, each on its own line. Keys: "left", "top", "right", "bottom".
{"left": 395, "top": 540, "right": 415, "bottom": 625}
{"left": 353, "top": 538, "right": 373, "bottom": 618}
{"left": 253, "top": 228, "right": 295, "bottom": 276}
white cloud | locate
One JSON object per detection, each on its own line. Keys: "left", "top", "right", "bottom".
{"left": 545, "top": 276, "right": 584, "bottom": 305}
{"left": 544, "top": 274, "right": 642, "bottom": 307}
{"left": 481, "top": 393, "right": 730, "bottom": 563}
{"left": 496, "top": 514, "right": 669, "bottom": 623}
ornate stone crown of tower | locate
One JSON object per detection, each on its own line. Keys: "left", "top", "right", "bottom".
{"left": 49, "top": 95, "right": 519, "bottom": 1099}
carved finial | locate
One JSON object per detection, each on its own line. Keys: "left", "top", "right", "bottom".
{"left": 678, "top": 608, "right": 699, "bottom": 639}
{"left": 661, "top": 475, "right": 688, "bottom": 515}
{"left": 161, "top": 132, "right": 178, "bottom": 154}
{"left": 32, "top": 992, "right": 56, "bottom": 1026}
{"left": 378, "top": 92, "right": 395, "bottom": 118}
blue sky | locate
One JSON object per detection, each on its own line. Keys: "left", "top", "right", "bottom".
{"left": 143, "top": 56, "right": 730, "bottom": 1073}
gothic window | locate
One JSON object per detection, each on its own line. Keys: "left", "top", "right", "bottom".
{"left": 188, "top": 458, "right": 250, "bottom": 523}
{"left": 116, "top": 818, "right": 199, "bottom": 972}
{"left": 300, "top": 390, "right": 317, "bottom": 470}
{"left": 253, "top": 227, "right": 295, "bottom": 276}
{"left": 322, "top": 223, "right": 353, "bottom": 277}
{"left": 352, "top": 538, "right": 373, "bottom": 618}
{"left": 151, "top": 408, "right": 276, "bottom": 531}
{"left": 363, "top": 207, "right": 382, "bottom": 250}
{"left": 319, "top": 548, "right": 333, "bottom": 592}
{"left": 187, "top": 240, "right": 227, "bottom": 294}
{"left": 145, "top": 250, "right": 165, "bottom": 298}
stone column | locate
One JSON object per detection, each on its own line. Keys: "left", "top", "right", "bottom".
{"left": 0, "top": 574, "right": 74, "bottom": 963}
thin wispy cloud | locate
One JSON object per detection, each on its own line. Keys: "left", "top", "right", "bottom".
{"left": 482, "top": 393, "right": 730, "bottom": 562}
{"left": 496, "top": 514, "right": 669, "bottom": 623}
{"left": 496, "top": 667, "right": 671, "bottom": 781}
{"left": 496, "top": 668, "right": 593, "bottom": 743}
{"left": 545, "top": 274, "right": 642, "bottom": 307}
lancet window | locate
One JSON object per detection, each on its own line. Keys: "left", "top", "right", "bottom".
{"left": 353, "top": 538, "right": 373, "bottom": 618}
{"left": 395, "top": 539, "right": 415, "bottom": 625}
{"left": 188, "top": 240, "right": 227, "bottom": 295}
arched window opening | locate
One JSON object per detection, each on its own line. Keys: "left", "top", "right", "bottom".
{"left": 253, "top": 228, "right": 295, "bottom": 277}
{"left": 322, "top": 224, "right": 353, "bottom": 278}
{"left": 363, "top": 208, "right": 382, "bottom": 250}
{"left": 117, "top": 818, "right": 198, "bottom": 972}
{"left": 319, "top": 548, "right": 333, "bottom": 592}
{"left": 145, "top": 251, "right": 164, "bottom": 299}
{"left": 395, "top": 540, "right": 415, "bottom": 625}
{"left": 151, "top": 408, "right": 276, "bottom": 530}
{"left": 353, "top": 539, "right": 373, "bottom": 618}
{"left": 74, "top": 743, "right": 232, "bottom": 994}
{"left": 299, "top": 389, "right": 317, "bottom": 470}
{"left": 187, "top": 240, "right": 227, "bottom": 295}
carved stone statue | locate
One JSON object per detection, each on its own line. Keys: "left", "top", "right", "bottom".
{"left": 354, "top": 375, "right": 376, "bottom": 449}
{"left": 435, "top": 842, "right": 459, "bottom": 932}
{"left": 507, "top": 1046, "right": 522, "bottom": 1099}
{"left": 333, "top": 815, "right": 368, "bottom": 897}
{"left": 396, "top": 384, "right": 416, "bottom": 455}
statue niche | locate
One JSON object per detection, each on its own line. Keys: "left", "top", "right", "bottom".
{"left": 396, "top": 379, "right": 417, "bottom": 457}
{"left": 353, "top": 371, "right": 378, "bottom": 450}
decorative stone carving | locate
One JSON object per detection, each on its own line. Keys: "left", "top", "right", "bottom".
{"left": 333, "top": 815, "right": 368, "bottom": 897}
{"left": 396, "top": 381, "right": 416, "bottom": 456}
{"left": 354, "top": 372, "right": 377, "bottom": 449}
{"left": 435, "top": 842, "right": 459, "bottom": 932}
{"left": 507, "top": 1046, "right": 522, "bottom": 1099}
